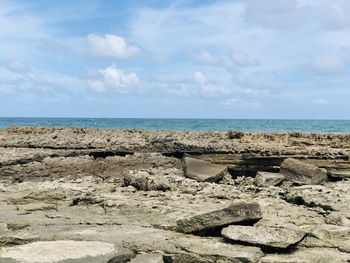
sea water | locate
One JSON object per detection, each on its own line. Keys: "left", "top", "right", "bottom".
{"left": 0, "top": 118, "right": 350, "bottom": 133}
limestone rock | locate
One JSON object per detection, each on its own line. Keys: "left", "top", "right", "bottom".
{"left": 221, "top": 225, "right": 306, "bottom": 248}
{"left": 122, "top": 171, "right": 171, "bottom": 192}
{"left": 176, "top": 201, "right": 262, "bottom": 233}
{"left": 129, "top": 253, "right": 164, "bottom": 263}
{"left": 254, "top": 172, "right": 285, "bottom": 187}
{"left": 280, "top": 158, "right": 327, "bottom": 185}
{"left": 259, "top": 248, "right": 350, "bottom": 263}
{"left": 173, "top": 237, "right": 264, "bottom": 263}
{"left": 300, "top": 224, "right": 350, "bottom": 253}
{"left": 184, "top": 157, "right": 227, "bottom": 182}
{"left": 0, "top": 241, "right": 134, "bottom": 263}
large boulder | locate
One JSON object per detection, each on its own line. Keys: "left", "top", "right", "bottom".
{"left": 176, "top": 201, "right": 262, "bottom": 234}
{"left": 221, "top": 225, "right": 306, "bottom": 249}
{"left": 0, "top": 241, "right": 134, "bottom": 263}
{"left": 183, "top": 157, "right": 227, "bottom": 182}
{"left": 254, "top": 172, "right": 285, "bottom": 187}
{"left": 280, "top": 158, "right": 327, "bottom": 184}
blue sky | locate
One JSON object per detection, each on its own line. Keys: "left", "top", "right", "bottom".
{"left": 0, "top": 0, "right": 349, "bottom": 119}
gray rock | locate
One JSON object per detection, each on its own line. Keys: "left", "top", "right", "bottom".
{"left": 0, "top": 241, "right": 134, "bottom": 263}
{"left": 300, "top": 224, "right": 350, "bottom": 253}
{"left": 221, "top": 225, "right": 306, "bottom": 248}
{"left": 254, "top": 172, "right": 285, "bottom": 187}
{"left": 280, "top": 158, "right": 327, "bottom": 185}
{"left": 51, "top": 224, "right": 264, "bottom": 263}
{"left": 259, "top": 248, "right": 350, "bottom": 263}
{"left": 129, "top": 253, "right": 164, "bottom": 263}
{"left": 176, "top": 201, "right": 262, "bottom": 233}
{"left": 184, "top": 157, "right": 227, "bottom": 182}
{"left": 328, "top": 170, "right": 350, "bottom": 179}
{"left": 173, "top": 237, "right": 264, "bottom": 263}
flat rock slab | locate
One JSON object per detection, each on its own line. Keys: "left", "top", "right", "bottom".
{"left": 259, "top": 248, "right": 350, "bottom": 263}
{"left": 222, "top": 225, "right": 306, "bottom": 248}
{"left": 175, "top": 237, "right": 264, "bottom": 263}
{"left": 328, "top": 170, "right": 350, "bottom": 179}
{"left": 300, "top": 224, "right": 350, "bottom": 253}
{"left": 254, "top": 172, "right": 285, "bottom": 187}
{"left": 176, "top": 202, "right": 262, "bottom": 234}
{"left": 280, "top": 158, "right": 327, "bottom": 185}
{"left": 184, "top": 157, "right": 227, "bottom": 182}
{"left": 130, "top": 253, "right": 164, "bottom": 263}
{"left": 0, "top": 240, "right": 134, "bottom": 263}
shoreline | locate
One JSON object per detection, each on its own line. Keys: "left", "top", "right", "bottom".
{"left": 0, "top": 127, "right": 349, "bottom": 262}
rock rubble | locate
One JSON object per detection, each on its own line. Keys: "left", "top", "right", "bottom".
{"left": 0, "top": 127, "right": 350, "bottom": 262}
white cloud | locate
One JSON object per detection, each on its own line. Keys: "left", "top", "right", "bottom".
{"left": 87, "top": 33, "right": 140, "bottom": 59}
{"left": 313, "top": 98, "right": 329, "bottom": 106}
{"left": 310, "top": 54, "right": 344, "bottom": 74}
{"left": 194, "top": 71, "right": 229, "bottom": 96}
{"left": 88, "top": 64, "right": 139, "bottom": 93}
{"left": 0, "top": 63, "right": 84, "bottom": 97}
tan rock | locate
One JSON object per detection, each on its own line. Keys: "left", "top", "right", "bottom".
{"left": 280, "top": 158, "right": 327, "bottom": 184}
{"left": 184, "top": 157, "right": 227, "bottom": 182}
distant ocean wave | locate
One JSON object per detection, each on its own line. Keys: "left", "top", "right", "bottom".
{"left": 0, "top": 118, "right": 350, "bottom": 133}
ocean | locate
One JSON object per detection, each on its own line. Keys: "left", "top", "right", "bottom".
{"left": 0, "top": 118, "right": 350, "bottom": 133}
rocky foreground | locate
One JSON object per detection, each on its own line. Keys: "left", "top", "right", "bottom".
{"left": 0, "top": 127, "right": 350, "bottom": 262}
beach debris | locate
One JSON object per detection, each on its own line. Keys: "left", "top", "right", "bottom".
{"left": 221, "top": 225, "right": 306, "bottom": 249}
{"left": 280, "top": 158, "right": 327, "bottom": 184}
{"left": 184, "top": 157, "right": 227, "bottom": 182}
{"left": 254, "top": 172, "right": 285, "bottom": 187}
{"left": 176, "top": 201, "right": 262, "bottom": 234}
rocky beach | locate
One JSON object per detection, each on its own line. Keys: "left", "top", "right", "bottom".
{"left": 0, "top": 127, "right": 350, "bottom": 262}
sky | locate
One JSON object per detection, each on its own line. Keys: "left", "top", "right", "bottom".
{"left": 0, "top": 0, "right": 350, "bottom": 119}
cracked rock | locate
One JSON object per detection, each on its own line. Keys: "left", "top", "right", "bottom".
{"left": 176, "top": 201, "right": 262, "bottom": 234}
{"left": 222, "top": 225, "right": 306, "bottom": 249}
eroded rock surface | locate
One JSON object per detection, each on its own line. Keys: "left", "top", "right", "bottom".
{"left": 222, "top": 225, "right": 306, "bottom": 249}
{"left": 0, "top": 127, "right": 350, "bottom": 262}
